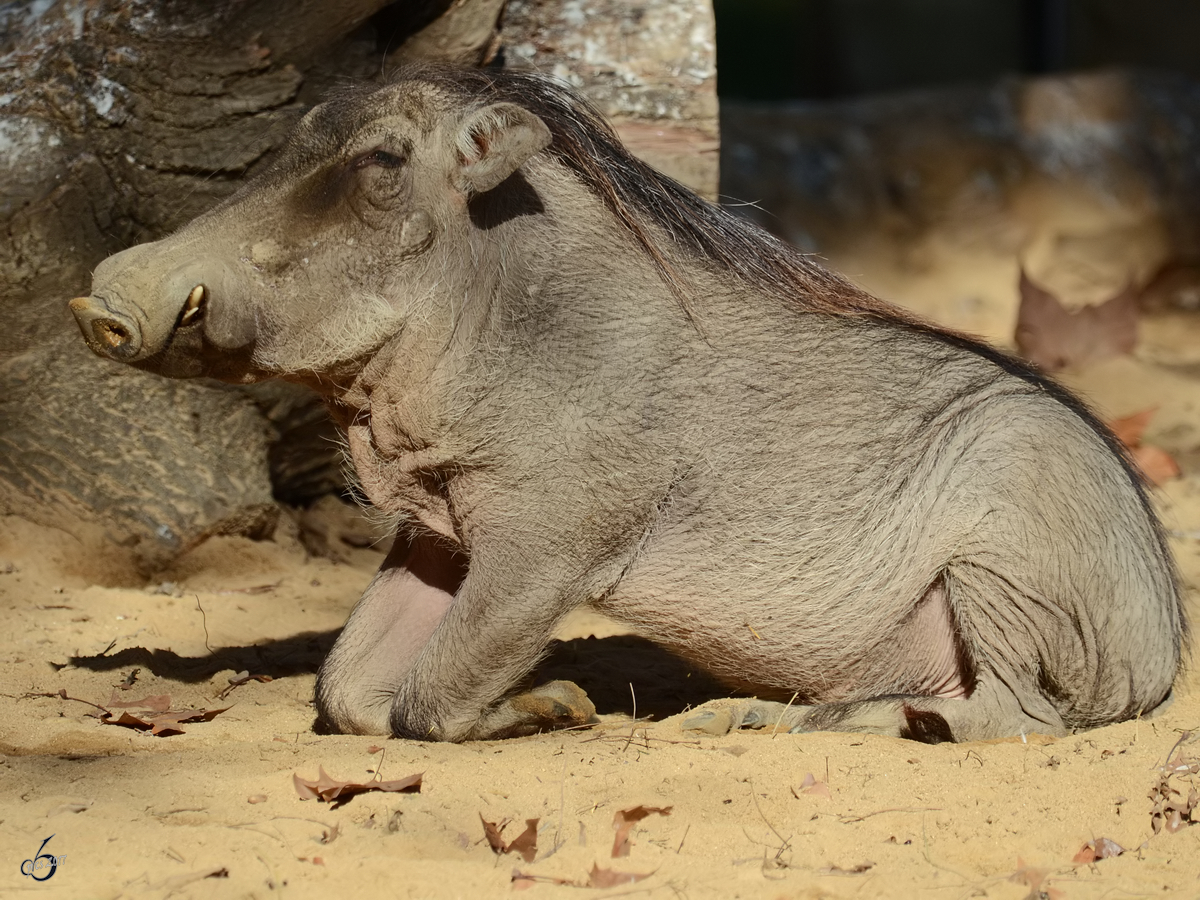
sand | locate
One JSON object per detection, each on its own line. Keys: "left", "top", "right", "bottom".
{"left": 2, "top": 255, "right": 1199, "bottom": 899}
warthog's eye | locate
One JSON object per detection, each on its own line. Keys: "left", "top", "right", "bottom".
{"left": 353, "top": 149, "right": 406, "bottom": 170}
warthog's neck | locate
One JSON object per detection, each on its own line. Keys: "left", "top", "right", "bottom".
{"left": 319, "top": 161, "right": 712, "bottom": 534}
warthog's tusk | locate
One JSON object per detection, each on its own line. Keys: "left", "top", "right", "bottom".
{"left": 180, "top": 284, "right": 206, "bottom": 326}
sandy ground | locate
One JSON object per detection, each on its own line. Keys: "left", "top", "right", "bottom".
{"left": 2, "top": 250, "right": 1200, "bottom": 900}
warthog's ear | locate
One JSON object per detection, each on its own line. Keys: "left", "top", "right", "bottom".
{"left": 453, "top": 103, "right": 552, "bottom": 195}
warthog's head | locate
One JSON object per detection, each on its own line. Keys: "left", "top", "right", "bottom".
{"left": 70, "top": 69, "right": 552, "bottom": 385}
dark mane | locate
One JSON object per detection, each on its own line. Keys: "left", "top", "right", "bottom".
{"left": 388, "top": 64, "right": 910, "bottom": 324}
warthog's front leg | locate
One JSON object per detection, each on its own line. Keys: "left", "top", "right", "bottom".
{"left": 315, "top": 534, "right": 463, "bottom": 735}
{"left": 316, "top": 533, "right": 596, "bottom": 739}
{"left": 382, "top": 531, "right": 622, "bottom": 742}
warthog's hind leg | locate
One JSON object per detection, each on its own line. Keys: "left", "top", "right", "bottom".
{"left": 682, "top": 672, "right": 1069, "bottom": 744}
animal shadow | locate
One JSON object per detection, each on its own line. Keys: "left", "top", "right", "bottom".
{"left": 533, "top": 635, "right": 734, "bottom": 719}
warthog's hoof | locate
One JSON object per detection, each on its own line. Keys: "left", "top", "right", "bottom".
{"left": 507, "top": 679, "right": 597, "bottom": 731}
{"left": 681, "top": 707, "right": 736, "bottom": 735}
{"left": 682, "top": 700, "right": 812, "bottom": 735}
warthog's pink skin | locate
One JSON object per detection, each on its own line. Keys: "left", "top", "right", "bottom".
{"left": 70, "top": 66, "right": 1183, "bottom": 743}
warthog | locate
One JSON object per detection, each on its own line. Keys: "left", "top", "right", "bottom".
{"left": 70, "top": 66, "right": 1183, "bottom": 743}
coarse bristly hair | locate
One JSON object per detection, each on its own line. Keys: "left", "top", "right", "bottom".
{"left": 376, "top": 69, "right": 1163, "bottom": 483}
{"left": 371, "top": 64, "right": 1181, "bottom": 635}
{"left": 383, "top": 64, "right": 909, "bottom": 323}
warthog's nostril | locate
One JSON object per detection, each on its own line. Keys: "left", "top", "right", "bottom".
{"left": 68, "top": 297, "right": 141, "bottom": 360}
{"left": 179, "top": 283, "right": 206, "bottom": 327}
{"left": 96, "top": 320, "right": 131, "bottom": 349}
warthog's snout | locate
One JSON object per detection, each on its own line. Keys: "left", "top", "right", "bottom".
{"left": 69, "top": 237, "right": 252, "bottom": 374}
{"left": 70, "top": 282, "right": 207, "bottom": 362}
{"left": 68, "top": 295, "right": 144, "bottom": 361}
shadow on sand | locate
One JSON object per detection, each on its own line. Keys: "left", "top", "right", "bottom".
{"left": 62, "top": 633, "right": 736, "bottom": 724}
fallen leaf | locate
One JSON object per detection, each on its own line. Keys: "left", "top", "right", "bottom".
{"left": 1015, "top": 269, "right": 1137, "bottom": 371}
{"left": 1074, "top": 837, "right": 1125, "bottom": 863}
{"left": 1149, "top": 747, "right": 1199, "bottom": 834}
{"left": 1108, "top": 408, "right": 1156, "bottom": 448}
{"left": 1131, "top": 445, "right": 1181, "bottom": 486}
{"left": 481, "top": 815, "right": 540, "bottom": 863}
{"left": 293, "top": 767, "right": 422, "bottom": 806}
{"left": 105, "top": 692, "right": 171, "bottom": 712}
{"left": 1072, "top": 844, "right": 1096, "bottom": 864}
{"left": 511, "top": 869, "right": 576, "bottom": 889}
{"left": 217, "top": 672, "right": 273, "bottom": 700}
{"left": 821, "top": 861, "right": 875, "bottom": 875}
{"left": 101, "top": 698, "right": 230, "bottom": 737}
{"left": 1106, "top": 409, "right": 1180, "bottom": 486}
{"left": 588, "top": 863, "right": 652, "bottom": 888}
{"left": 482, "top": 818, "right": 506, "bottom": 854}
{"left": 611, "top": 805, "right": 672, "bottom": 858}
{"left": 793, "top": 772, "right": 831, "bottom": 799}
{"left": 507, "top": 819, "right": 539, "bottom": 863}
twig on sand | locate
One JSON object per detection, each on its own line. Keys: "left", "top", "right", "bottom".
{"left": 22, "top": 688, "right": 110, "bottom": 715}
{"left": 748, "top": 779, "right": 792, "bottom": 878}
{"left": 839, "top": 806, "right": 942, "bottom": 824}
{"left": 623, "top": 683, "right": 639, "bottom": 753}
{"left": 771, "top": 692, "right": 800, "bottom": 737}
{"left": 195, "top": 596, "right": 213, "bottom": 653}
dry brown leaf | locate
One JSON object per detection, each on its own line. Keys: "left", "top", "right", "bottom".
{"left": 1131, "top": 445, "right": 1181, "bottom": 486}
{"left": 588, "top": 863, "right": 652, "bottom": 888}
{"left": 100, "top": 696, "right": 230, "bottom": 737}
{"left": 794, "top": 772, "right": 831, "bottom": 799}
{"left": 511, "top": 869, "right": 576, "bottom": 889}
{"left": 611, "top": 805, "right": 672, "bottom": 858}
{"left": 1105, "top": 409, "right": 1180, "bottom": 486}
{"left": 1015, "top": 269, "right": 1138, "bottom": 372}
{"left": 293, "top": 766, "right": 422, "bottom": 806}
{"left": 105, "top": 692, "right": 171, "bottom": 712}
{"left": 1108, "top": 408, "right": 1156, "bottom": 448}
{"left": 821, "top": 861, "right": 874, "bottom": 875}
{"left": 480, "top": 815, "right": 540, "bottom": 863}
{"left": 1149, "top": 747, "right": 1198, "bottom": 835}
{"left": 1074, "top": 837, "right": 1125, "bottom": 864}
{"left": 506, "top": 819, "right": 539, "bottom": 863}
{"left": 217, "top": 672, "right": 273, "bottom": 700}
{"left": 482, "top": 817, "right": 506, "bottom": 854}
